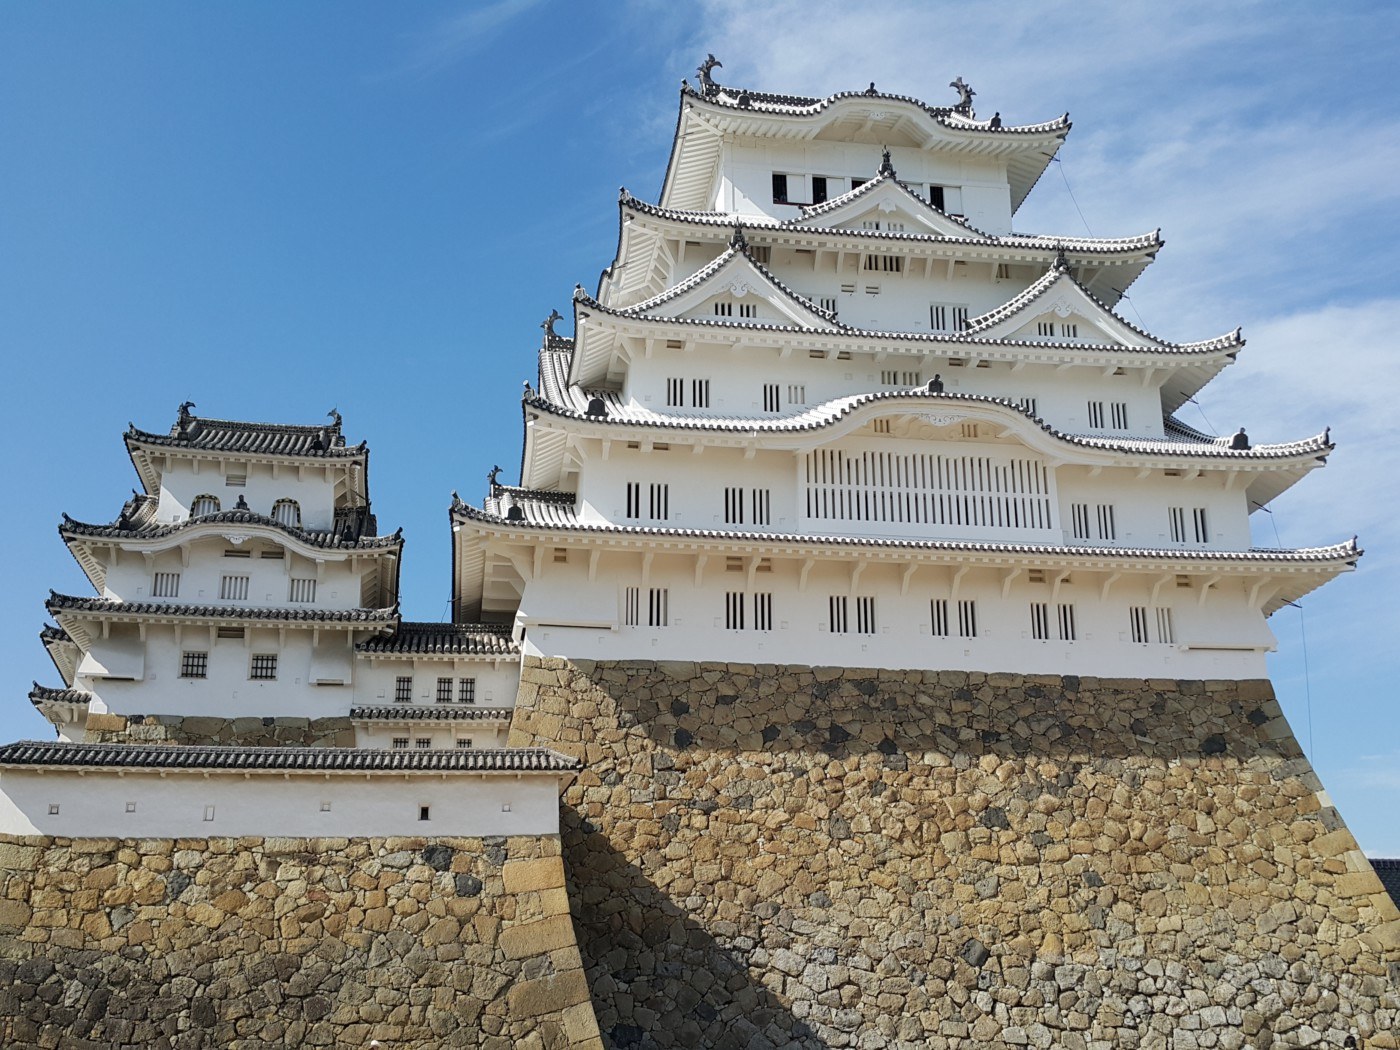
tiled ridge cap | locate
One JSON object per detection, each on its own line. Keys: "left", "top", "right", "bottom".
{"left": 28, "top": 683, "right": 94, "bottom": 706}
{"left": 46, "top": 593, "right": 398, "bottom": 624}
{"left": 683, "top": 80, "right": 1070, "bottom": 136}
{"left": 524, "top": 388, "right": 1329, "bottom": 460}
{"left": 59, "top": 510, "right": 402, "bottom": 550}
{"left": 0, "top": 740, "right": 580, "bottom": 773}
{"left": 349, "top": 705, "right": 515, "bottom": 721}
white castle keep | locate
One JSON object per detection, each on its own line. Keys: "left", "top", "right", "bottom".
{"left": 7, "top": 62, "right": 1357, "bottom": 836}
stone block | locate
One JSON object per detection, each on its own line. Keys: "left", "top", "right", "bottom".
{"left": 502, "top": 858, "right": 565, "bottom": 894}
{"left": 505, "top": 969, "right": 590, "bottom": 1019}
{"left": 499, "top": 914, "right": 579, "bottom": 960}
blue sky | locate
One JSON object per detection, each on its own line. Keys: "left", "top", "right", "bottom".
{"left": 2, "top": 1, "right": 1398, "bottom": 852}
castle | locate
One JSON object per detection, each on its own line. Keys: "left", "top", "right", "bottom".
{"left": 2, "top": 60, "right": 1396, "bottom": 1049}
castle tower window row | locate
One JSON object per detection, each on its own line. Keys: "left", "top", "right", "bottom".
{"left": 1129, "top": 606, "right": 1176, "bottom": 644}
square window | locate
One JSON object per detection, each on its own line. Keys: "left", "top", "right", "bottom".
{"left": 458, "top": 678, "right": 476, "bottom": 704}
{"left": 391, "top": 737, "right": 409, "bottom": 750}
{"left": 249, "top": 653, "right": 277, "bottom": 680}
{"left": 456, "top": 738, "right": 473, "bottom": 749}
{"left": 415, "top": 738, "right": 432, "bottom": 749}
{"left": 395, "top": 676, "right": 413, "bottom": 702}
{"left": 180, "top": 651, "right": 208, "bottom": 679}
{"left": 48, "top": 803, "right": 60, "bottom": 816}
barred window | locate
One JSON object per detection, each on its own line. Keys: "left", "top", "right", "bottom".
{"left": 271, "top": 499, "right": 301, "bottom": 528}
{"left": 648, "top": 587, "right": 669, "bottom": 628}
{"left": 191, "top": 494, "right": 220, "bottom": 517}
{"left": 931, "top": 599, "right": 949, "bottom": 637}
{"left": 415, "top": 738, "right": 432, "bottom": 749}
{"left": 957, "top": 599, "right": 978, "bottom": 638}
{"left": 152, "top": 571, "right": 181, "bottom": 598}
{"left": 456, "top": 738, "right": 473, "bottom": 749}
{"left": 249, "top": 653, "right": 278, "bottom": 680}
{"left": 436, "top": 677, "right": 454, "bottom": 703}
{"left": 180, "top": 651, "right": 208, "bottom": 679}
{"left": 855, "top": 596, "right": 877, "bottom": 635}
{"left": 220, "top": 574, "right": 249, "bottom": 601}
{"left": 828, "top": 595, "right": 849, "bottom": 634}
{"left": 288, "top": 578, "right": 316, "bottom": 603}
{"left": 459, "top": 678, "right": 476, "bottom": 704}
{"left": 395, "top": 676, "right": 413, "bottom": 703}
{"left": 392, "top": 737, "right": 409, "bottom": 750}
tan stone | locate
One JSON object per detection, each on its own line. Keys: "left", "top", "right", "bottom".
{"left": 499, "top": 914, "right": 579, "bottom": 960}
{"left": 501, "top": 857, "right": 565, "bottom": 894}
{"left": 505, "top": 969, "right": 591, "bottom": 1018}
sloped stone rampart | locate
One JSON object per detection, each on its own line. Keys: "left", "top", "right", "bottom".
{"left": 509, "top": 658, "right": 1400, "bottom": 1050}
{"left": 0, "top": 833, "right": 603, "bottom": 1048}
{"left": 82, "top": 712, "right": 356, "bottom": 747}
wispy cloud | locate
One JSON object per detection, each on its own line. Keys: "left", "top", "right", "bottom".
{"left": 383, "top": 0, "right": 549, "bottom": 80}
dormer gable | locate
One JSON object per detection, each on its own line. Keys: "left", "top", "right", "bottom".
{"left": 787, "top": 171, "right": 981, "bottom": 239}
{"left": 625, "top": 235, "right": 842, "bottom": 330}
{"left": 966, "top": 262, "right": 1167, "bottom": 348}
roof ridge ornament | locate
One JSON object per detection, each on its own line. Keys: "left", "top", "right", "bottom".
{"left": 176, "top": 401, "right": 196, "bottom": 435}
{"left": 1053, "top": 244, "right": 1070, "bottom": 273}
{"left": 541, "top": 309, "right": 563, "bottom": 339}
{"left": 730, "top": 222, "right": 748, "bottom": 252}
{"left": 327, "top": 408, "right": 342, "bottom": 429}
{"left": 572, "top": 283, "right": 586, "bottom": 300}
{"left": 878, "top": 147, "right": 896, "bottom": 178}
{"left": 697, "top": 54, "right": 722, "bottom": 98}
{"left": 950, "top": 76, "right": 976, "bottom": 117}
{"left": 865, "top": 82, "right": 878, "bottom": 96}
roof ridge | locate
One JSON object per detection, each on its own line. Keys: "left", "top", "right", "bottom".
{"left": 59, "top": 509, "right": 402, "bottom": 549}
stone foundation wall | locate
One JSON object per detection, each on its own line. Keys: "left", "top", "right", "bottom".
{"left": 83, "top": 712, "right": 355, "bottom": 747}
{"left": 0, "top": 833, "right": 602, "bottom": 1048}
{"left": 509, "top": 659, "right": 1400, "bottom": 1050}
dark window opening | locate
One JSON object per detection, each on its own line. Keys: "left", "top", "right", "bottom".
{"left": 772, "top": 173, "right": 789, "bottom": 204}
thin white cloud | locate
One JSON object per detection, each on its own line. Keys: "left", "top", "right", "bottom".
{"left": 385, "top": 0, "right": 549, "bottom": 79}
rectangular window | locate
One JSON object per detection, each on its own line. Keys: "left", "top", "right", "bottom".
{"left": 1057, "top": 603, "right": 1077, "bottom": 642}
{"left": 647, "top": 587, "right": 669, "bottom": 628}
{"left": 666, "top": 377, "right": 683, "bottom": 406}
{"left": 288, "top": 578, "right": 316, "bottom": 603}
{"left": 1037, "top": 321, "right": 1056, "bottom": 337}
{"left": 737, "top": 303, "right": 756, "bottom": 319}
{"left": 929, "top": 598, "right": 950, "bottom": 638}
{"left": 217, "top": 626, "right": 245, "bottom": 640}
{"left": 929, "top": 185, "right": 945, "bottom": 210}
{"left": 772, "top": 172, "right": 789, "bottom": 203}
{"left": 751, "top": 488, "right": 771, "bottom": 526}
{"left": 753, "top": 592, "right": 773, "bottom": 632}
{"left": 725, "top": 591, "right": 745, "bottom": 631}
{"left": 1015, "top": 396, "right": 1038, "bottom": 417}
{"left": 855, "top": 596, "right": 876, "bottom": 635}
{"left": 225, "top": 474, "right": 246, "bottom": 488}
{"left": 1111, "top": 402, "right": 1129, "bottom": 429}
{"left": 996, "top": 263, "right": 1011, "bottom": 280}
{"left": 219, "top": 574, "right": 250, "bottom": 601}
{"left": 1031, "top": 601, "right": 1051, "bottom": 640}
{"left": 1193, "top": 507, "right": 1209, "bottom": 543}
{"left": 180, "top": 651, "right": 208, "bottom": 679}
{"left": 787, "top": 384, "right": 806, "bottom": 405}
{"left": 623, "top": 586, "right": 640, "bottom": 626}
{"left": 1096, "top": 504, "right": 1117, "bottom": 541}
{"left": 953, "top": 306, "right": 969, "bottom": 330}
{"left": 436, "top": 677, "right": 454, "bottom": 703}
{"left": 459, "top": 678, "right": 476, "bottom": 704}
{"left": 713, "top": 300, "right": 733, "bottom": 317}
{"left": 1169, "top": 506, "right": 1187, "bottom": 543}
{"left": 930, "top": 304, "right": 968, "bottom": 331}
{"left": 456, "top": 738, "right": 473, "bottom": 749}
{"left": 415, "top": 738, "right": 432, "bottom": 749}
{"left": 819, "top": 296, "right": 837, "bottom": 315}
{"left": 152, "top": 571, "right": 180, "bottom": 598}
{"left": 260, "top": 549, "right": 284, "bottom": 560}
{"left": 724, "top": 486, "right": 744, "bottom": 525}
{"left": 418, "top": 805, "right": 431, "bottom": 821}
{"left": 625, "top": 481, "right": 641, "bottom": 519}
{"left": 392, "top": 737, "right": 408, "bottom": 750}
{"left": 1070, "top": 503, "right": 1091, "bottom": 540}
{"left": 203, "top": 805, "right": 216, "bottom": 822}
{"left": 762, "top": 383, "right": 780, "bottom": 412}
{"left": 395, "top": 676, "right": 413, "bottom": 702}
{"left": 958, "top": 600, "right": 978, "bottom": 638}
{"left": 811, "top": 175, "right": 828, "bottom": 203}
{"left": 692, "top": 378, "right": 711, "bottom": 406}
{"left": 222, "top": 548, "right": 251, "bottom": 558}
{"left": 249, "top": 653, "right": 278, "bottom": 680}
{"left": 863, "top": 254, "right": 902, "bottom": 273}
{"left": 1129, "top": 606, "right": 1150, "bottom": 644}
{"left": 649, "top": 483, "right": 669, "bottom": 520}
{"left": 1156, "top": 607, "right": 1176, "bottom": 644}
{"left": 1087, "top": 401, "right": 1105, "bottom": 429}
{"left": 1062, "top": 323, "right": 1079, "bottom": 339}
{"left": 828, "top": 595, "right": 849, "bottom": 634}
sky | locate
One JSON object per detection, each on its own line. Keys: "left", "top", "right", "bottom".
{"left": 2, "top": 1, "right": 1397, "bottom": 851}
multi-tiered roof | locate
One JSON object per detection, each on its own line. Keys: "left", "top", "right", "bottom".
{"left": 451, "top": 62, "right": 1355, "bottom": 675}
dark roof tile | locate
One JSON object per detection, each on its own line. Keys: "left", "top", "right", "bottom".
{"left": 357, "top": 622, "right": 518, "bottom": 656}
{"left": 349, "top": 706, "right": 514, "bottom": 722}
{"left": 47, "top": 593, "right": 397, "bottom": 624}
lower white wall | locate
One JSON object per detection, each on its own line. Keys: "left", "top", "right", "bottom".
{"left": 0, "top": 769, "right": 562, "bottom": 838}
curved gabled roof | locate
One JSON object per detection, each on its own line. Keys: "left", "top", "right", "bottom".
{"left": 29, "top": 683, "right": 94, "bottom": 708}
{"left": 60, "top": 510, "right": 401, "bottom": 550}
{"left": 526, "top": 386, "right": 1324, "bottom": 464}
{"left": 125, "top": 410, "right": 363, "bottom": 459}
{"left": 663, "top": 72, "right": 1070, "bottom": 213}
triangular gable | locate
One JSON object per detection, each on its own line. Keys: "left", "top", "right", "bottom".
{"left": 966, "top": 267, "right": 1167, "bottom": 348}
{"left": 787, "top": 174, "right": 979, "bottom": 238}
{"left": 628, "top": 246, "right": 841, "bottom": 330}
